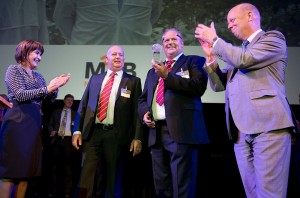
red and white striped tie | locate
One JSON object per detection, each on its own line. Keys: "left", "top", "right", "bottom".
{"left": 156, "top": 60, "right": 174, "bottom": 106}
{"left": 97, "top": 72, "right": 116, "bottom": 122}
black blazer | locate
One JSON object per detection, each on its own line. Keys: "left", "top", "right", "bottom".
{"left": 73, "top": 71, "right": 143, "bottom": 145}
{"left": 138, "top": 54, "right": 209, "bottom": 146}
{"left": 48, "top": 108, "right": 76, "bottom": 133}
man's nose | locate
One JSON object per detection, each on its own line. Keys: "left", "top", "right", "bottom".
{"left": 228, "top": 23, "right": 232, "bottom": 30}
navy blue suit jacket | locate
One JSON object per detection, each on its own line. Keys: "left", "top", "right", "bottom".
{"left": 138, "top": 54, "right": 209, "bottom": 146}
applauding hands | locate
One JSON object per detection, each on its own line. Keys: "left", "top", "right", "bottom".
{"left": 47, "top": 73, "right": 71, "bottom": 92}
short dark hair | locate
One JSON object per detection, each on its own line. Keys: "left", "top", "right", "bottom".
{"left": 64, "top": 94, "right": 74, "bottom": 100}
{"left": 15, "top": 40, "right": 44, "bottom": 64}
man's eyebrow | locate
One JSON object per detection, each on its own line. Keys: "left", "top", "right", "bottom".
{"left": 162, "top": 34, "right": 182, "bottom": 42}
{"left": 176, "top": 34, "right": 182, "bottom": 39}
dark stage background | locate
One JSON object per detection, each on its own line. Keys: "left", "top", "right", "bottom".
{"left": 23, "top": 100, "right": 300, "bottom": 198}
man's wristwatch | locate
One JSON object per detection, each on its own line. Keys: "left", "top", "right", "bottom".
{"left": 211, "top": 37, "right": 218, "bottom": 46}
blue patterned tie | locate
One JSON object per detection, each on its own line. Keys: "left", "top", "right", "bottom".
{"left": 58, "top": 109, "right": 68, "bottom": 139}
{"left": 242, "top": 40, "right": 249, "bottom": 48}
{"left": 230, "top": 41, "right": 250, "bottom": 81}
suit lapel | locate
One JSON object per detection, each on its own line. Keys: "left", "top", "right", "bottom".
{"left": 147, "top": 69, "right": 158, "bottom": 102}
{"left": 97, "top": 72, "right": 106, "bottom": 91}
{"left": 58, "top": 109, "right": 63, "bottom": 120}
{"left": 71, "top": 110, "right": 75, "bottom": 121}
{"left": 247, "top": 30, "right": 265, "bottom": 48}
{"left": 116, "top": 71, "right": 129, "bottom": 100}
{"left": 153, "top": 69, "right": 160, "bottom": 84}
{"left": 91, "top": 72, "right": 106, "bottom": 111}
{"left": 171, "top": 54, "right": 186, "bottom": 73}
{"left": 228, "top": 32, "right": 265, "bottom": 81}
{"left": 98, "top": 72, "right": 107, "bottom": 94}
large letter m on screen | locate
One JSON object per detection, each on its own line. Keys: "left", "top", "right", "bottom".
{"left": 85, "top": 62, "right": 106, "bottom": 78}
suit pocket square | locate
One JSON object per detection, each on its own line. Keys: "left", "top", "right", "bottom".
{"left": 176, "top": 69, "right": 190, "bottom": 78}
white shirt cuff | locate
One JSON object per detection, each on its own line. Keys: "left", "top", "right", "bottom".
{"left": 73, "top": 131, "right": 81, "bottom": 135}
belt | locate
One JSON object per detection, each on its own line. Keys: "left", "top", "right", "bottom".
{"left": 95, "top": 123, "right": 114, "bottom": 130}
{"left": 155, "top": 120, "right": 167, "bottom": 126}
{"left": 155, "top": 120, "right": 168, "bottom": 134}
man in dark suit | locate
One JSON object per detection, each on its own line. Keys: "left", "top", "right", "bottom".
{"left": 138, "top": 28, "right": 209, "bottom": 198}
{"left": 72, "top": 45, "right": 143, "bottom": 198}
{"left": 48, "top": 94, "right": 81, "bottom": 197}
{"left": 195, "top": 3, "right": 296, "bottom": 198}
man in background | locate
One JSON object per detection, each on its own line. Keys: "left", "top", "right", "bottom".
{"left": 48, "top": 94, "right": 81, "bottom": 197}
{"left": 53, "top": 0, "right": 162, "bottom": 44}
{"left": 0, "top": 0, "right": 49, "bottom": 44}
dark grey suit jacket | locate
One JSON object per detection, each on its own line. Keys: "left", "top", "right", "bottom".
{"left": 73, "top": 71, "right": 143, "bottom": 145}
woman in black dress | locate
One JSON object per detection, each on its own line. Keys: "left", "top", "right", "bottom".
{"left": 0, "top": 40, "right": 70, "bottom": 197}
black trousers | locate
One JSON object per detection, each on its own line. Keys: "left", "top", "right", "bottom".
{"left": 50, "top": 136, "right": 81, "bottom": 196}
{"left": 76, "top": 127, "right": 125, "bottom": 198}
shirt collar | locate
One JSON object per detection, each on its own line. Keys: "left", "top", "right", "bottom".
{"left": 107, "top": 69, "right": 123, "bottom": 77}
{"left": 165, "top": 52, "right": 183, "bottom": 62}
{"left": 246, "top": 29, "right": 262, "bottom": 43}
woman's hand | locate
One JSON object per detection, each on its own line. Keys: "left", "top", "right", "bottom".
{"left": 47, "top": 73, "right": 71, "bottom": 92}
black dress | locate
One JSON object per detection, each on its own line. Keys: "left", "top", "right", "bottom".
{"left": 0, "top": 65, "right": 57, "bottom": 179}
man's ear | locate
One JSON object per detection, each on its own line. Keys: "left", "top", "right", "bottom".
{"left": 100, "top": 55, "right": 108, "bottom": 65}
{"left": 248, "top": 11, "right": 254, "bottom": 22}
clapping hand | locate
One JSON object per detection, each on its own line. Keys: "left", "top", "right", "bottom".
{"left": 194, "top": 22, "right": 217, "bottom": 44}
{"left": 198, "top": 40, "right": 216, "bottom": 63}
{"left": 47, "top": 73, "right": 71, "bottom": 92}
{"left": 195, "top": 23, "right": 216, "bottom": 63}
{"left": 58, "top": 73, "right": 71, "bottom": 87}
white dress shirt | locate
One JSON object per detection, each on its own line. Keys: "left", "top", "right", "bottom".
{"left": 95, "top": 69, "right": 123, "bottom": 125}
{"left": 152, "top": 53, "right": 182, "bottom": 120}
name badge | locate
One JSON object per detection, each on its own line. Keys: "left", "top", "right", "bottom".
{"left": 176, "top": 68, "right": 190, "bottom": 79}
{"left": 121, "top": 87, "right": 131, "bottom": 98}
